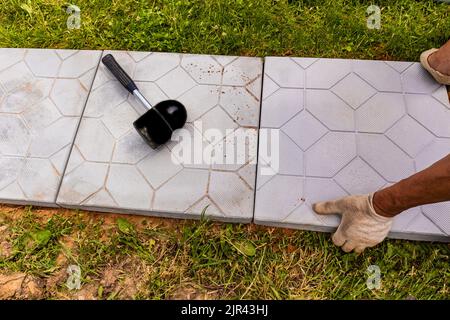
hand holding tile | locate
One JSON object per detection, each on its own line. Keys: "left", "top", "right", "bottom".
{"left": 313, "top": 194, "right": 393, "bottom": 253}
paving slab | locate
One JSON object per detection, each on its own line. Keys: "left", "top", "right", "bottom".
{"left": 0, "top": 48, "right": 101, "bottom": 206}
{"left": 255, "top": 57, "right": 450, "bottom": 241}
{"left": 57, "top": 51, "right": 262, "bottom": 222}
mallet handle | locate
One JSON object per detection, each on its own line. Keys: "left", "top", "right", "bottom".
{"left": 102, "top": 54, "right": 138, "bottom": 93}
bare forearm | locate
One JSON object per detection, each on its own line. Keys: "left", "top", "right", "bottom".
{"left": 373, "top": 154, "right": 450, "bottom": 217}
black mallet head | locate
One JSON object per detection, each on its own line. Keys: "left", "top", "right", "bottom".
{"left": 102, "top": 54, "right": 187, "bottom": 149}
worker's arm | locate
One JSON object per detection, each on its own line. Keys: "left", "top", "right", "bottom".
{"left": 313, "top": 154, "right": 450, "bottom": 253}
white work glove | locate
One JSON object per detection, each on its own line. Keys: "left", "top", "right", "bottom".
{"left": 312, "top": 194, "right": 393, "bottom": 253}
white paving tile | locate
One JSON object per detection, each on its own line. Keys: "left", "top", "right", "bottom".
{"left": 353, "top": 59, "right": 402, "bottom": 92}
{"left": 0, "top": 62, "right": 34, "bottom": 92}
{"left": 25, "top": 49, "right": 61, "bottom": 78}
{"left": 128, "top": 51, "right": 151, "bottom": 63}
{"left": 391, "top": 207, "right": 421, "bottom": 233}
{"left": 57, "top": 50, "right": 262, "bottom": 222}
{"left": 0, "top": 115, "right": 30, "bottom": 156}
{"left": 195, "top": 106, "right": 239, "bottom": 141}
{"left": 137, "top": 147, "right": 183, "bottom": 189}
{"left": 255, "top": 175, "right": 304, "bottom": 221}
{"left": 18, "top": 158, "right": 60, "bottom": 203}
{"left": 22, "top": 98, "right": 61, "bottom": 133}
{"left": 406, "top": 94, "right": 450, "bottom": 138}
{"left": 0, "top": 48, "right": 101, "bottom": 206}
{"left": 3, "top": 49, "right": 448, "bottom": 241}
{"left": 112, "top": 130, "right": 154, "bottom": 165}
{"left": 359, "top": 133, "right": 415, "bottom": 182}
{"left": 305, "top": 132, "right": 357, "bottom": 178}
{"left": 178, "top": 85, "right": 220, "bottom": 122}
{"left": 58, "top": 161, "right": 109, "bottom": 204}
{"left": 101, "top": 101, "right": 139, "bottom": 139}
{"left": 105, "top": 164, "right": 153, "bottom": 210}
{"left": 422, "top": 203, "right": 450, "bottom": 235}
{"left": 386, "top": 116, "right": 434, "bottom": 157}
{"left": 331, "top": 73, "right": 376, "bottom": 109}
{"left": 51, "top": 79, "right": 89, "bottom": 116}
{"left": 181, "top": 55, "right": 222, "bottom": 85}
{"left": 0, "top": 49, "right": 25, "bottom": 71}
{"left": 282, "top": 111, "right": 328, "bottom": 151}
{"left": 402, "top": 63, "right": 441, "bottom": 94}
{"left": 276, "top": 131, "right": 303, "bottom": 176}
{"left": 385, "top": 61, "right": 413, "bottom": 73}
{"left": 28, "top": 117, "right": 79, "bottom": 158}
{"left": 260, "top": 88, "right": 303, "bottom": 128}
{"left": 356, "top": 93, "right": 405, "bottom": 133}
{"left": 306, "top": 59, "right": 352, "bottom": 89}
{"left": 222, "top": 57, "right": 261, "bottom": 86}
{"left": 415, "top": 138, "right": 450, "bottom": 172}
{"left": 261, "top": 75, "right": 279, "bottom": 99}
{"left": 265, "top": 57, "right": 304, "bottom": 88}
{"left": 153, "top": 169, "right": 209, "bottom": 213}
{"left": 334, "top": 157, "right": 386, "bottom": 195}
{"left": 208, "top": 171, "right": 254, "bottom": 218}
{"left": 255, "top": 57, "right": 450, "bottom": 241}
{"left": 292, "top": 58, "right": 318, "bottom": 69}
{"left": 156, "top": 66, "right": 196, "bottom": 98}
{"left": 55, "top": 49, "right": 78, "bottom": 60}
{"left": 219, "top": 86, "right": 260, "bottom": 127}
{"left": 58, "top": 50, "right": 101, "bottom": 78}
{"left": 134, "top": 53, "right": 179, "bottom": 81}
{"left": 76, "top": 118, "right": 115, "bottom": 162}
{"left": 306, "top": 90, "right": 354, "bottom": 131}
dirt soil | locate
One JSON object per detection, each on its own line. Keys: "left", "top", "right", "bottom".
{"left": 0, "top": 204, "right": 184, "bottom": 300}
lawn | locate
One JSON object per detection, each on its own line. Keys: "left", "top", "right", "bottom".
{"left": 0, "top": 0, "right": 449, "bottom": 299}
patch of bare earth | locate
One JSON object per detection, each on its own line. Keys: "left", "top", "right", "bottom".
{"left": 0, "top": 204, "right": 233, "bottom": 299}
{"left": 0, "top": 225, "right": 12, "bottom": 259}
{"left": 0, "top": 272, "right": 45, "bottom": 299}
{"left": 170, "top": 284, "right": 219, "bottom": 300}
{"left": 49, "top": 257, "right": 150, "bottom": 300}
{"left": 0, "top": 204, "right": 187, "bottom": 231}
{"left": 100, "top": 257, "right": 149, "bottom": 299}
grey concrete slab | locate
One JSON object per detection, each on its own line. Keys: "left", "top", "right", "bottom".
{"left": 57, "top": 51, "right": 262, "bottom": 222}
{"left": 0, "top": 48, "right": 101, "bottom": 206}
{"left": 255, "top": 57, "right": 450, "bottom": 242}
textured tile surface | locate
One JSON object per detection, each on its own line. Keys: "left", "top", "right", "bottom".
{"left": 57, "top": 51, "right": 262, "bottom": 222}
{"left": 255, "top": 57, "right": 450, "bottom": 241}
{"left": 0, "top": 49, "right": 101, "bottom": 206}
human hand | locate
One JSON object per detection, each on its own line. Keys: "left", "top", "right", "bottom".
{"left": 312, "top": 194, "right": 393, "bottom": 253}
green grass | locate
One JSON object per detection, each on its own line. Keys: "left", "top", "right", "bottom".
{"left": 0, "top": 0, "right": 449, "bottom": 60}
{"left": 0, "top": 208, "right": 448, "bottom": 299}
{"left": 0, "top": 0, "right": 449, "bottom": 299}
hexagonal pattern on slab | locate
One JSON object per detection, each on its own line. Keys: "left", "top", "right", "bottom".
{"left": 256, "top": 57, "right": 450, "bottom": 241}
{"left": 331, "top": 73, "right": 376, "bottom": 109}
{"left": 57, "top": 50, "right": 262, "bottom": 222}
{"left": 281, "top": 111, "right": 327, "bottom": 151}
{"left": 406, "top": 94, "right": 450, "bottom": 138}
{"left": 402, "top": 63, "right": 441, "bottom": 94}
{"left": 305, "top": 132, "right": 357, "bottom": 177}
{"left": 0, "top": 48, "right": 101, "bottom": 206}
{"left": 260, "top": 88, "right": 303, "bottom": 128}
{"left": 264, "top": 57, "right": 304, "bottom": 88}
{"left": 25, "top": 49, "right": 61, "bottom": 78}
{"left": 306, "top": 59, "right": 352, "bottom": 89}
{"left": 51, "top": 79, "right": 89, "bottom": 116}
{"left": 306, "top": 90, "right": 354, "bottom": 131}
{"left": 0, "top": 114, "right": 31, "bottom": 156}
{"left": 353, "top": 60, "right": 402, "bottom": 92}
{"left": 356, "top": 93, "right": 405, "bottom": 133}
{"left": 2, "top": 50, "right": 448, "bottom": 241}
{"left": 181, "top": 55, "right": 222, "bottom": 85}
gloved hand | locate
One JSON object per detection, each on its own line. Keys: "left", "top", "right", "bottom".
{"left": 312, "top": 194, "right": 393, "bottom": 253}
